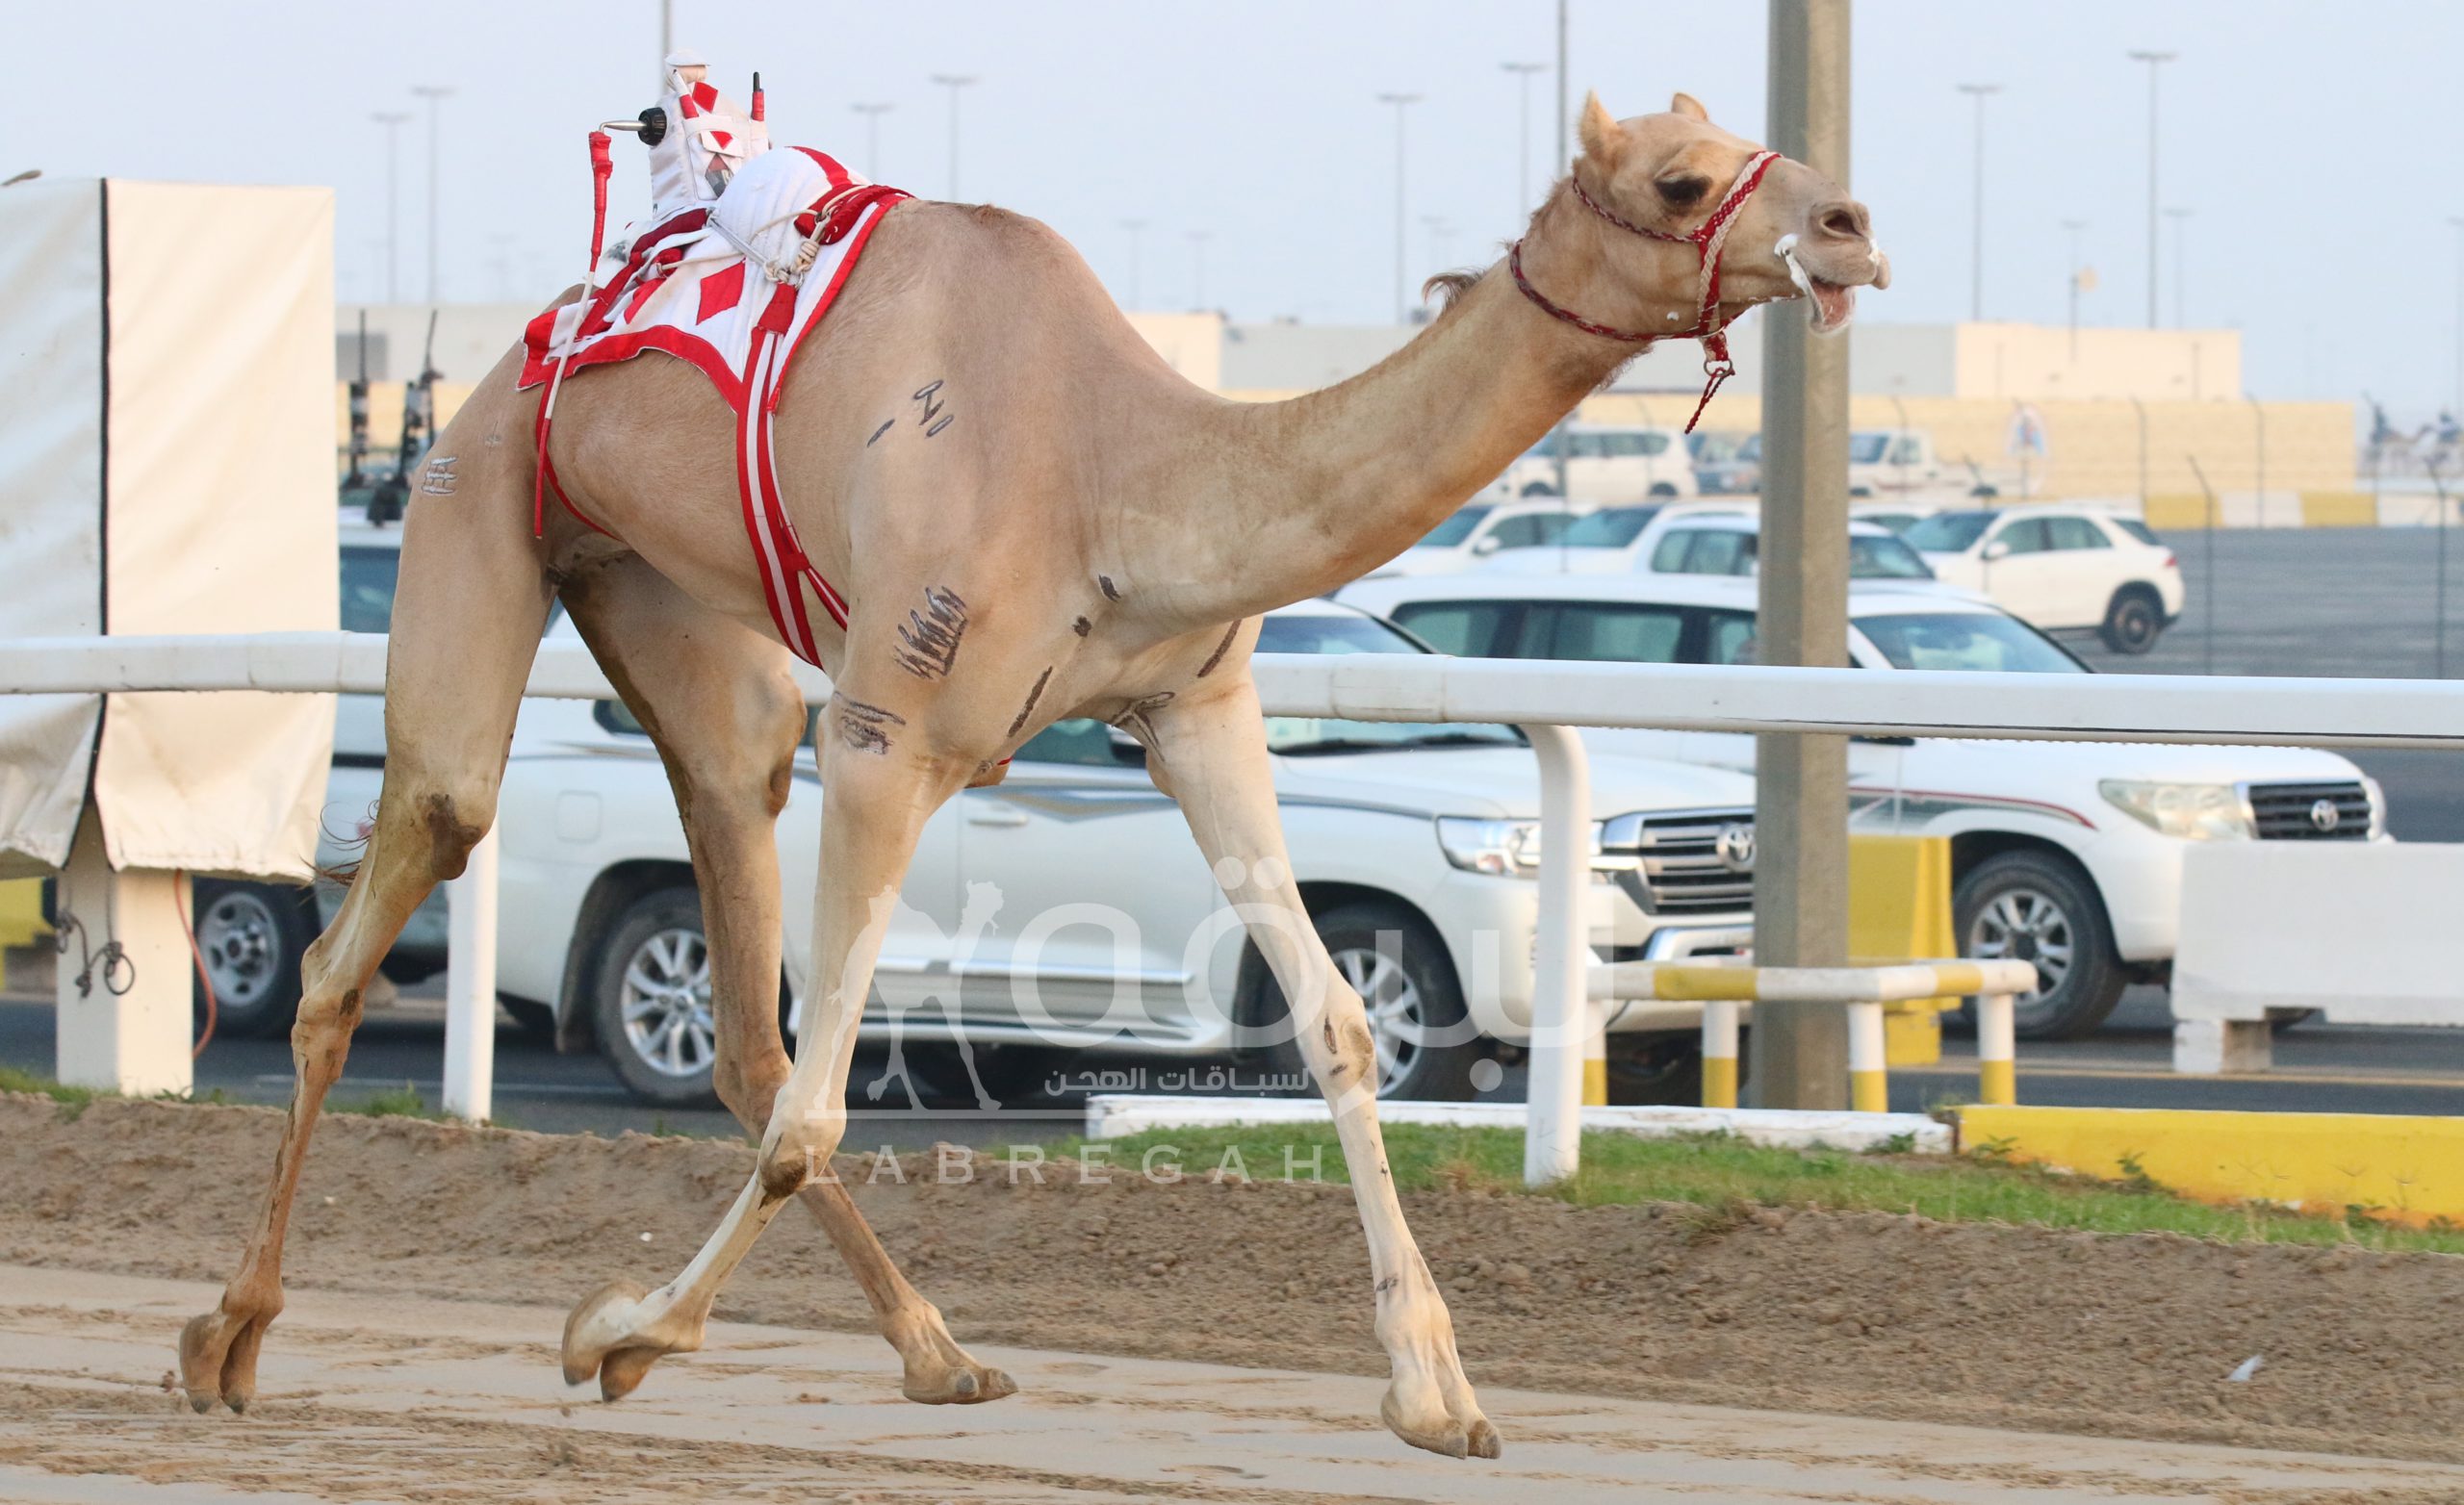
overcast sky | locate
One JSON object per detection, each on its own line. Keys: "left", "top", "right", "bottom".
{"left": 20, "top": 2, "right": 2464, "bottom": 415}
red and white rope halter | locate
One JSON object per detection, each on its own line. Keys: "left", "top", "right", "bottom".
{"left": 1508, "top": 148, "right": 1782, "bottom": 432}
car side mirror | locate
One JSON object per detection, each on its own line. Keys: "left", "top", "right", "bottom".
{"left": 1981, "top": 539, "right": 2012, "bottom": 561}
{"left": 1472, "top": 535, "right": 1502, "bottom": 555}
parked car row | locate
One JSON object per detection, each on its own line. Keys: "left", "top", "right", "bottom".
{"left": 192, "top": 494, "right": 2329, "bottom": 1106}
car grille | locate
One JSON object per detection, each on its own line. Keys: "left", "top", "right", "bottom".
{"left": 1600, "top": 807, "right": 1757, "bottom": 914}
{"left": 2243, "top": 780, "right": 2372, "bottom": 841}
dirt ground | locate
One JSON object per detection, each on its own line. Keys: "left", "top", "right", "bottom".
{"left": 5, "top": 1094, "right": 2464, "bottom": 1496}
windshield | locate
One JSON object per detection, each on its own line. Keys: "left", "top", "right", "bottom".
{"left": 1856, "top": 611, "right": 2086, "bottom": 673}
{"left": 1554, "top": 506, "right": 1659, "bottom": 548}
{"left": 2113, "top": 516, "right": 2161, "bottom": 546}
{"left": 1258, "top": 613, "right": 1522, "bottom": 754}
{"left": 1849, "top": 433, "right": 1890, "bottom": 464}
{"left": 340, "top": 546, "right": 398, "bottom": 633}
{"left": 1418, "top": 506, "right": 1491, "bottom": 548}
{"left": 1904, "top": 510, "right": 1997, "bottom": 552}
{"left": 1850, "top": 534, "right": 1935, "bottom": 579}
{"left": 1738, "top": 434, "right": 1761, "bottom": 462}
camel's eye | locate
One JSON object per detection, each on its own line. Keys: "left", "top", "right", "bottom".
{"left": 1656, "top": 174, "right": 1712, "bottom": 210}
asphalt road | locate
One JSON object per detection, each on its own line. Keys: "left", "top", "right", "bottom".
{"left": 6, "top": 527, "right": 2461, "bottom": 1136}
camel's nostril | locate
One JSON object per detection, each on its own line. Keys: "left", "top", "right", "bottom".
{"left": 1820, "top": 207, "right": 1863, "bottom": 240}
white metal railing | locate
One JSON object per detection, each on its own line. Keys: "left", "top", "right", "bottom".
{"left": 8, "top": 632, "right": 2464, "bottom": 1180}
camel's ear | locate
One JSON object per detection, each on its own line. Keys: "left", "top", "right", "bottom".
{"left": 1578, "top": 92, "right": 1624, "bottom": 165}
{"left": 1670, "top": 91, "right": 1710, "bottom": 123}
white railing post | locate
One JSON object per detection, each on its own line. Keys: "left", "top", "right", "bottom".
{"left": 1976, "top": 991, "right": 2017, "bottom": 1106}
{"left": 442, "top": 825, "right": 498, "bottom": 1122}
{"left": 1519, "top": 722, "right": 1590, "bottom": 1186}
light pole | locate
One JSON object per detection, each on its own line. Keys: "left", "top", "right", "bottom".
{"left": 2126, "top": 50, "right": 2177, "bottom": 329}
{"left": 1502, "top": 61, "right": 1548, "bottom": 218}
{"left": 1186, "top": 229, "right": 1213, "bottom": 310}
{"left": 410, "top": 86, "right": 453, "bottom": 304}
{"left": 2164, "top": 207, "right": 2194, "bottom": 327}
{"left": 371, "top": 111, "right": 411, "bottom": 304}
{"left": 850, "top": 102, "right": 894, "bottom": 179}
{"left": 1376, "top": 92, "right": 1423, "bottom": 324}
{"left": 930, "top": 74, "right": 977, "bottom": 199}
{"left": 1119, "top": 218, "right": 1147, "bottom": 308}
{"left": 2448, "top": 217, "right": 2464, "bottom": 420}
{"left": 1956, "top": 83, "right": 1999, "bottom": 321}
{"left": 2061, "top": 217, "right": 2088, "bottom": 359}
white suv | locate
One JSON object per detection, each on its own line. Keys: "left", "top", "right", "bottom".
{"left": 1339, "top": 573, "right": 2385, "bottom": 1039}
{"left": 1371, "top": 499, "right": 1584, "bottom": 577}
{"left": 492, "top": 599, "right": 1759, "bottom": 1104}
{"left": 1906, "top": 506, "right": 2186, "bottom": 654}
{"left": 1489, "top": 422, "right": 1699, "bottom": 501}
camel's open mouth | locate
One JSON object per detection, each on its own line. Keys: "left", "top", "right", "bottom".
{"left": 1773, "top": 236, "right": 1858, "bottom": 336}
{"left": 1806, "top": 277, "right": 1856, "bottom": 333}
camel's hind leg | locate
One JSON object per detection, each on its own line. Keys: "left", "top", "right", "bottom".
{"left": 558, "top": 557, "right": 1012, "bottom": 1405}
{"left": 1142, "top": 676, "right": 1500, "bottom": 1461}
{"left": 562, "top": 687, "right": 966, "bottom": 1401}
{"left": 178, "top": 382, "right": 556, "bottom": 1414}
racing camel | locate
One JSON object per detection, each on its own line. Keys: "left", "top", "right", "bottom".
{"left": 179, "top": 91, "right": 1886, "bottom": 1458}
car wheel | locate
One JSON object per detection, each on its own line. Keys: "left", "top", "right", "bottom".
{"left": 1955, "top": 851, "right": 2127, "bottom": 1040}
{"left": 591, "top": 885, "right": 721, "bottom": 1107}
{"left": 1519, "top": 480, "right": 1559, "bottom": 497}
{"left": 2100, "top": 588, "right": 2165, "bottom": 654}
{"left": 190, "top": 880, "right": 315, "bottom": 1038}
{"left": 1604, "top": 1034, "right": 1709, "bottom": 1105}
{"left": 1250, "top": 903, "right": 1479, "bottom": 1101}
{"left": 1648, "top": 481, "right": 1679, "bottom": 498}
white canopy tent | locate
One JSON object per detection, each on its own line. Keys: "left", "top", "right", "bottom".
{"left": 0, "top": 177, "right": 336, "bottom": 1090}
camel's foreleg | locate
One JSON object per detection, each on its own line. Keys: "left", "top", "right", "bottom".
{"left": 181, "top": 379, "right": 556, "bottom": 1412}
{"left": 1144, "top": 677, "right": 1500, "bottom": 1461}
{"left": 561, "top": 698, "right": 966, "bottom": 1400}
{"left": 560, "top": 559, "right": 1011, "bottom": 1405}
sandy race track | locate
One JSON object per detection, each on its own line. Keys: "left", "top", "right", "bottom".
{"left": 5, "top": 1095, "right": 2464, "bottom": 1502}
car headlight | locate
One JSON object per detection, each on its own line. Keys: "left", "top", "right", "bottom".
{"left": 1436, "top": 817, "right": 1543, "bottom": 876}
{"left": 2363, "top": 775, "right": 2388, "bottom": 838}
{"left": 1435, "top": 818, "right": 1630, "bottom": 877}
{"left": 2096, "top": 780, "right": 2253, "bottom": 841}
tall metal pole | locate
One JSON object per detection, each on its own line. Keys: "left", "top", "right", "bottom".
{"left": 931, "top": 75, "right": 978, "bottom": 199}
{"left": 2061, "top": 217, "right": 2087, "bottom": 359}
{"left": 658, "top": 0, "right": 672, "bottom": 82}
{"left": 2164, "top": 207, "right": 2193, "bottom": 327}
{"left": 1376, "top": 93, "right": 1423, "bottom": 323}
{"left": 1956, "top": 84, "right": 1998, "bottom": 321}
{"left": 851, "top": 102, "right": 894, "bottom": 179}
{"left": 1750, "top": 0, "right": 1854, "bottom": 1110}
{"left": 1119, "top": 218, "right": 1147, "bottom": 308}
{"left": 1552, "top": 0, "right": 1572, "bottom": 499}
{"left": 2449, "top": 217, "right": 2464, "bottom": 420}
{"left": 411, "top": 86, "right": 453, "bottom": 304}
{"left": 2127, "top": 51, "right": 2176, "bottom": 329}
{"left": 1502, "top": 61, "right": 1548, "bottom": 218}
{"left": 372, "top": 112, "right": 411, "bottom": 304}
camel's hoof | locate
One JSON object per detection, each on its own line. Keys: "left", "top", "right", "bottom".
{"left": 902, "top": 1360, "right": 1017, "bottom": 1406}
{"left": 178, "top": 1304, "right": 271, "bottom": 1416}
{"left": 561, "top": 1280, "right": 670, "bottom": 1400}
{"left": 1380, "top": 1380, "right": 1502, "bottom": 1461}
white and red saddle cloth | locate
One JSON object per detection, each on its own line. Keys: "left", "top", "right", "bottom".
{"left": 518, "top": 145, "right": 907, "bottom": 669}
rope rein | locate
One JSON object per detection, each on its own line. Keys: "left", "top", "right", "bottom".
{"left": 1507, "top": 150, "right": 1781, "bottom": 433}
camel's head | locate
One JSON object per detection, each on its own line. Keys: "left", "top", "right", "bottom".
{"left": 1573, "top": 90, "right": 1886, "bottom": 335}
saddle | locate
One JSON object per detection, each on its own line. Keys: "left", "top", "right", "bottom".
{"left": 517, "top": 139, "right": 909, "bottom": 672}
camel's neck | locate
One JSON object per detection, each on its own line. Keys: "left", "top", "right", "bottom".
{"left": 1158, "top": 189, "right": 1695, "bottom": 622}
